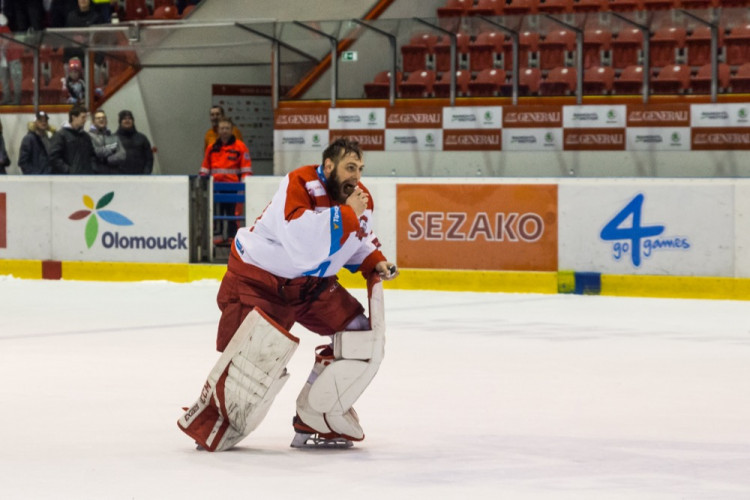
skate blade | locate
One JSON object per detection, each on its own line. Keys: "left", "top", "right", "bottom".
{"left": 290, "top": 432, "right": 353, "bottom": 449}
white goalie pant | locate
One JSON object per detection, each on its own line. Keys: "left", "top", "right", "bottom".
{"left": 296, "top": 276, "right": 385, "bottom": 441}
{"left": 177, "top": 308, "right": 299, "bottom": 451}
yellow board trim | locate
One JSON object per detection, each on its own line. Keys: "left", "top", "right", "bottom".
{"left": 0, "top": 259, "right": 42, "bottom": 279}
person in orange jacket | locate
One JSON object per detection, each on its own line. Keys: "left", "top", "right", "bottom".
{"left": 200, "top": 117, "right": 252, "bottom": 241}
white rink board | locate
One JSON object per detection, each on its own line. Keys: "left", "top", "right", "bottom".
{"left": 558, "top": 181, "right": 734, "bottom": 276}
{"left": 50, "top": 177, "right": 189, "bottom": 263}
{"left": 734, "top": 183, "right": 750, "bottom": 278}
{"left": 0, "top": 178, "right": 53, "bottom": 260}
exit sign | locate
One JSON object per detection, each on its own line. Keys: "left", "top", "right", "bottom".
{"left": 341, "top": 51, "right": 358, "bottom": 62}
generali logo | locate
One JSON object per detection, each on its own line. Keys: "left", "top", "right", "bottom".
{"left": 0, "top": 192, "right": 6, "bottom": 249}
{"left": 274, "top": 110, "right": 328, "bottom": 129}
{"left": 503, "top": 106, "right": 562, "bottom": 128}
{"left": 564, "top": 129, "right": 625, "bottom": 150}
{"left": 386, "top": 109, "right": 441, "bottom": 128}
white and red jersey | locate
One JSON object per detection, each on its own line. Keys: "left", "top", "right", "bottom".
{"left": 232, "top": 164, "right": 386, "bottom": 279}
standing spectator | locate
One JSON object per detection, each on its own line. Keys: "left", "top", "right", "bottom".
{"left": 49, "top": 104, "right": 95, "bottom": 174}
{"left": 64, "top": 0, "right": 101, "bottom": 72}
{"left": 19, "top": 111, "right": 53, "bottom": 175}
{"left": 0, "top": 119, "right": 10, "bottom": 174}
{"left": 63, "top": 57, "right": 85, "bottom": 104}
{"left": 88, "top": 109, "right": 124, "bottom": 174}
{"left": 50, "top": 0, "right": 78, "bottom": 28}
{"left": 200, "top": 117, "right": 252, "bottom": 241}
{"left": 4, "top": 0, "right": 46, "bottom": 32}
{"left": 0, "top": 21, "right": 23, "bottom": 105}
{"left": 91, "top": 0, "right": 117, "bottom": 23}
{"left": 204, "top": 105, "right": 243, "bottom": 151}
{"left": 115, "top": 110, "right": 153, "bottom": 175}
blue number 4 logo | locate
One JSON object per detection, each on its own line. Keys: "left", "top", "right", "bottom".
{"left": 600, "top": 194, "right": 664, "bottom": 267}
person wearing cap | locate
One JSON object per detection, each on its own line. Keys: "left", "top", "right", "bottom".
{"left": 89, "top": 109, "right": 125, "bottom": 174}
{"left": 115, "top": 110, "right": 153, "bottom": 175}
{"left": 204, "top": 105, "right": 243, "bottom": 151}
{"left": 64, "top": 57, "right": 85, "bottom": 104}
{"left": 19, "top": 111, "right": 54, "bottom": 175}
{"left": 49, "top": 104, "right": 96, "bottom": 175}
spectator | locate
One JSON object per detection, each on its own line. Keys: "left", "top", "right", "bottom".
{"left": 49, "top": 104, "right": 95, "bottom": 174}
{"left": 50, "top": 0, "right": 78, "bottom": 28}
{"left": 0, "top": 119, "right": 10, "bottom": 174}
{"left": 64, "top": 0, "right": 101, "bottom": 71}
{"left": 91, "top": 0, "right": 118, "bottom": 23}
{"left": 200, "top": 117, "right": 252, "bottom": 241}
{"left": 19, "top": 111, "right": 53, "bottom": 175}
{"left": 204, "top": 105, "right": 243, "bottom": 151}
{"left": 89, "top": 109, "right": 124, "bottom": 174}
{"left": 4, "top": 0, "right": 46, "bottom": 32}
{"left": 0, "top": 19, "right": 23, "bottom": 105}
{"left": 115, "top": 110, "right": 153, "bottom": 175}
{"left": 64, "top": 57, "right": 85, "bottom": 104}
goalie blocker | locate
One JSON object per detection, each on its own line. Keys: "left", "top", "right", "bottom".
{"left": 177, "top": 308, "right": 299, "bottom": 452}
{"left": 293, "top": 272, "right": 385, "bottom": 445}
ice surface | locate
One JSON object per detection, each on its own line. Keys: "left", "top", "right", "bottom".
{"left": 1, "top": 276, "right": 749, "bottom": 499}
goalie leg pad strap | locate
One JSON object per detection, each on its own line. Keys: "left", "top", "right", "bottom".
{"left": 178, "top": 308, "right": 299, "bottom": 451}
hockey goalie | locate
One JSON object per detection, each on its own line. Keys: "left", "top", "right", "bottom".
{"left": 177, "top": 137, "right": 398, "bottom": 450}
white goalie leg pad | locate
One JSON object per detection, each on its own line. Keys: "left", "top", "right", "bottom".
{"left": 297, "top": 276, "right": 385, "bottom": 440}
{"left": 178, "top": 308, "right": 299, "bottom": 451}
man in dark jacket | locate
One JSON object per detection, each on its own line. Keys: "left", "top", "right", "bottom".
{"left": 49, "top": 104, "right": 96, "bottom": 175}
{"left": 116, "top": 110, "right": 153, "bottom": 175}
{"left": 19, "top": 111, "right": 53, "bottom": 175}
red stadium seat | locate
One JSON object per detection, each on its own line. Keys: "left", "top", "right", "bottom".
{"left": 501, "top": 67, "right": 542, "bottom": 96}
{"left": 151, "top": 5, "right": 180, "bottom": 19}
{"left": 690, "top": 63, "right": 730, "bottom": 93}
{"left": 153, "top": 0, "right": 175, "bottom": 8}
{"left": 401, "top": 33, "right": 439, "bottom": 72}
{"left": 539, "top": 67, "right": 577, "bottom": 96}
{"left": 124, "top": 0, "right": 149, "bottom": 20}
{"left": 650, "top": 27, "right": 686, "bottom": 68}
{"left": 583, "top": 65, "right": 615, "bottom": 94}
{"left": 469, "top": 31, "right": 505, "bottom": 71}
{"left": 363, "top": 70, "right": 402, "bottom": 99}
{"left": 539, "top": 29, "right": 576, "bottom": 70}
{"left": 583, "top": 29, "right": 612, "bottom": 69}
{"left": 434, "top": 70, "right": 472, "bottom": 97}
{"left": 641, "top": 0, "right": 677, "bottom": 10}
{"left": 725, "top": 24, "right": 750, "bottom": 66}
{"left": 503, "top": 0, "right": 539, "bottom": 15}
{"left": 503, "top": 31, "right": 540, "bottom": 69}
{"left": 437, "top": 0, "right": 472, "bottom": 17}
{"left": 608, "top": 0, "right": 644, "bottom": 11}
{"left": 685, "top": 26, "right": 723, "bottom": 67}
{"left": 571, "top": 0, "right": 609, "bottom": 12}
{"left": 434, "top": 32, "right": 470, "bottom": 72}
{"left": 651, "top": 64, "right": 691, "bottom": 94}
{"left": 468, "top": 68, "right": 506, "bottom": 96}
{"left": 537, "top": 0, "right": 572, "bottom": 13}
{"left": 613, "top": 65, "right": 645, "bottom": 94}
{"left": 399, "top": 70, "right": 437, "bottom": 98}
{"left": 730, "top": 63, "right": 750, "bottom": 93}
{"left": 680, "top": 0, "right": 718, "bottom": 7}
{"left": 611, "top": 28, "right": 643, "bottom": 69}
{"left": 468, "top": 0, "right": 504, "bottom": 16}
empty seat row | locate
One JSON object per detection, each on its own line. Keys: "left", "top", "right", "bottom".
{"left": 401, "top": 24, "right": 750, "bottom": 74}
{"left": 364, "top": 63, "right": 750, "bottom": 98}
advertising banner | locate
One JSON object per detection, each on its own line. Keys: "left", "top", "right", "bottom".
{"left": 0, "top": 180, "right": 52, "bottom": 259}
{"left": 443, "top": 130, "right": 502, "bottom": 151}
{"left": 328, "top": 108, "right": 385, "bottom": 130}
{"left": 385, "top": 129, "right": 443, "bottom": 151}
{"left": 563, "top": 105, "right": 627, "bottom": 128}
{"left": 329, "top": 130, "right": 385, "bottom": 150}
{"left": 273, "top": 129, "right": 328, "bottom": 151}
{"left": 442, "top": 106, "right": 502, "bottom": 129}
{"left": 626, "top": 127, "right": 691, "bottom": 151}
{"left": 564, "top": 128, "right": 626, "bottom": 151}
{"left": 274, "top": 107, "right": 328, "bottom": 130}
{"left": 559, "top": 183, "right": 734, "bottom": 276}
{"left": 396, "top": 183, "right": 558, "bottom": 271}
{"left": 385, "top": 107, "right": 442, "bottom": 129}
{"left": 51, "top": 178, "right": 190, "bottom": 263}
{"left": 691, "top": 128, "right": 750, "bottom": 150}
{"left": 502, "top": 128, "right": 563, "bottom": 151}
{"left": 503, "top": 105, "right": 562, "bottom": 128}
{"left": 627, "top": 103, "right": 690, "bottom": 127}
{"left": 690, "top": 103, "right": 750, "bottom": 128}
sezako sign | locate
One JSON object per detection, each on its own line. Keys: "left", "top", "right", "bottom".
{"left": 51, "top": 177, "right": 190, "bottom": 263}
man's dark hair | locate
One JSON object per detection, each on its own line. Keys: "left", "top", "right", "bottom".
{"left": 323, "top": 137, "right": 362, "bottom": 164}
{"left": 69, "top": 104, "right": 88, "bottom": 121}
{"left": 218, "top": 117, "right": 234, "bottom": 127}
{"left": 211, "top": 105, "right": 225, "bottom": 115}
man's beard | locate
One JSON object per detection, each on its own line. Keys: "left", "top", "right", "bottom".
{"left": 326, "top": 167, "right": 356, "bottom": 204}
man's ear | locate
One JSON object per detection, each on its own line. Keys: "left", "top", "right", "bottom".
{"left": 323, "top": 158, "right": 334, "bottom": 176}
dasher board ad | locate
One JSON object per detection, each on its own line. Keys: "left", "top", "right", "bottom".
{"left": 0, "top": 179, "right": 53, "bottom": 260}
{"left": 396, "top": 184, "right": 558, "bottom": 271}
{"left": 558, "top": 183, "right": 734, "bottom": 276}
{"left": 51, "top": 178, "right": 190, "bottom": 263}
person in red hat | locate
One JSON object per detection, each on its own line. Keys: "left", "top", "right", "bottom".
{"left": 64, "top": 57, "right": 86, "bottom": 104}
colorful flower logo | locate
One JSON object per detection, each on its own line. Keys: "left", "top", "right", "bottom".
{"left": 68, "top": 192, "right": 133, "bottom": 248}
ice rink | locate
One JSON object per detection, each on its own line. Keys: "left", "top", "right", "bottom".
{"left": 1, "top": 276, "right": 749, "bottom": 499}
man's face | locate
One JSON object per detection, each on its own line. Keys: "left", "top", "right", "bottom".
{"left": 93, "top": 113, "right": 107, "bottom": 130}
{"left": 217, "top": 121, "right": 233, "bottom": 143}
{"left": 36, "top": 118, "right": 49, "bottom": 132}
{"left": 210, "top": 108, "right": 222, "bottom": 128}
{"left": 324, "top": 151, "right": 364, "bottom": 204}
{"left": 120, "top": 116, "right": 134, "bottom": 130}
{"left": 71, "top": 112, "right": 87, "bottom": 130}
{"left": 78, "top": 0, "right": 90, "bottom": 11}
